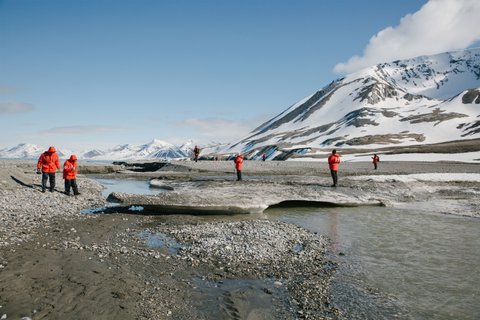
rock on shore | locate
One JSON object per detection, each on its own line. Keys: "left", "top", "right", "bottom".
{"left": 0, "top": 163, "right": 106, "bottom": 248}
{"left": 154, "top": 219, "right": 338, "bottom": 318}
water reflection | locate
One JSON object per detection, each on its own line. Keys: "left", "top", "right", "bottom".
{"left": 265, "top": 206, "right": 480, "bottom": 320}
{"left": 327, "top": 211, "right": 339, "bottom": 252}
{"left": 92, "top": 177, "right": 163, "bottom": 197}
{"left": 138, "top": 230, "right": 182, "bottom": 254}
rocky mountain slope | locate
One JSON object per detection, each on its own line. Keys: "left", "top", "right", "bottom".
{"left": 226, "top": 48, "right": 480, "bottom": 160}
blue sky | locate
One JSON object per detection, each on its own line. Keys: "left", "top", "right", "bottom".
{"left": 1, "top": 0, "right": 479, "bottom": 151}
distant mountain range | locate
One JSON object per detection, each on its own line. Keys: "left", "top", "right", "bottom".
{"left": 225, "top": 48, "right": 480, "bottom": 160}
{"left": 0, "top": 140, "right": 196, "bottom": 161}
{"left": 0, "top": 143, "right": 54, "bottom": 159}
{"left": 83, "top": 139, "right": 194, "bottom": 161}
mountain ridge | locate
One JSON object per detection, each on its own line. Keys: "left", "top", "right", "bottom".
{"left": 0, "top": 140, "right": 195, "bottom": 161}
{"left": 225, "top": 48, "right": 480, "bottom": 160}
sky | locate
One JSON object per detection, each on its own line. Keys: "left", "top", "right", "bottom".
{"left": 1, "top": 0, "right": 480, "bottom": 152}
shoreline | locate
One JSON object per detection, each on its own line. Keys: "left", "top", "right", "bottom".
{"left": 1, "top": 161, "right": 338, "bottom": 319}
{"left": 1, "top": 159, "right": 479, "bottom": 319}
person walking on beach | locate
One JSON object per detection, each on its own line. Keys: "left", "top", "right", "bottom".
{"left": 193, "top": 145, "right": 200, "bottom": 162}
{"left": 63, "top": 154, "right": 80, "bottom": 196}
{"left": 234, "top": 153, "right": 244, "bottom": 181}
{"left": 262, "top": 153, "right": 266, "bottom": 162}
{"left": 328, "top": 149, "right": 340, "bottom": 187}
{"left": 37, "top": 146, "right": 60, "bottom": 192}
{"left": 372, "top": 153, "right": 380, "bottom": 170}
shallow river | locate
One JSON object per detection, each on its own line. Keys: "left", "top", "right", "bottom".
{"left": 95, "top": 178, "right": 480, "bottom": 319}
{"left": 266, "top": 206, "right": 480, "bottom": 320}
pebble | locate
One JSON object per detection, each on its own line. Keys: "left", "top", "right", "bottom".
{"left": 155, "top": 219, "right": 334, "bottom": 316}
{"left": 162, "top": 220, "right": 327, "bottom": 268}
{"left": 0, "top": 165, "right": 106, "bottom": 249}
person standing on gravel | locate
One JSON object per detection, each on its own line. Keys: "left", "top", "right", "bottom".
{"left": 372, "top": 154, "right": 380, "bottom": 170}
{"left": 193, "top": 145, "right": 200, "bottom": 162}
{"left": 63, "top": 154, "right": 80, "bottom": 196}
{"left": 328, "top": 149, "right": 340, "bottom": 187}
{"left": 36, "top": 146, "right": 60, "bottom": 192}
{"left": 234, "top": 153, "right": 244, "bottom": 181}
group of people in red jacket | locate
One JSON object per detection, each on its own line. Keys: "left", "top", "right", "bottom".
{"left": 316, "top": 149, "right": 380, "bottom": 187}
{"left": 38, "top": 145, "right": 379, "bottom": 194}
{"left": 36, "top": 146, "right": 79, "bottom": 195}
{"left": 234, "top": 149, "right": 379, "bottom": 187}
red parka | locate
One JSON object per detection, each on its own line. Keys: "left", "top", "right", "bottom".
{"left": 63, "top": 155, "right": 78, "bottom": 179}
{"left": 328, "top": 153, "right": 341, "bottom": 171}
{"left": 234, "top": 155, "right": 244, "bottom": 171}
{"left": 37, "top": 146, "right": 60, "bottom": 173}
{"left": 372, "top": 154, "right": 380, "bottom": 163}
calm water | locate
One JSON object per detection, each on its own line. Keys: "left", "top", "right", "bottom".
{"left": 265, "top": 207, "right": 480, "bottom": 320}
{"left": 94, "top": 178, "right": 480, "bottom": 319}
{"left": 92, "top": 177, "right": 161, "bottom": 197}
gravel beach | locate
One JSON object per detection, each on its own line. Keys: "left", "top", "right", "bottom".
{"left": 1, "top": 159, "right": 479, "bottom": 319}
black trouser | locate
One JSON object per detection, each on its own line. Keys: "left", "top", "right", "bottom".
{"left": 65, "top": 179, "right": 79, "bottom": 195}
{"left": 42, "top": 172, "right": 55, "bottom": 191}
{"left": 236, "top": 170, "right": 242, "bottom": 181}
{"left": 330, "top": 170, "right": 338, "bottom": 186}
{"left": 374, "top": 162, "right": 378, "bottom": 170}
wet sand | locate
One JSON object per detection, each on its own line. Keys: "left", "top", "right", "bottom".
{"left": 1, "top": 159, "right": 479, "bottom": 319}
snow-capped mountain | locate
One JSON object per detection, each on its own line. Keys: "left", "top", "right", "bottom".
{"left": 81, "top": 149, "right": 105, "bottom": 159}
{"left": 194, "top": 141, "right": 229, "bottom": 156}
{"left": 82, "top": 139, "right": 192, "bottom": 160}
{"left": 227, "top": 48, "right": 480, "bottom": 159}
{"left": 0, "top": 144, "right": 69, "bottom": 159}
{"left": 0, "top": 139, "right": 195, "bottom": 161}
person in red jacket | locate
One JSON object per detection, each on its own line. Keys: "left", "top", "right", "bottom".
{"left": 37, "top": 146, "right": 60, "bottom": 192}
{"left": 234, "top": 153, "right": 244, "bottom": 181}
{"left": 327, "top": 149, "right": 341, "bottom": 187}
{"left": 372, "top": 154, "right": 380, "bottom": 170}
{"left": 193, "top": 145, "right": 200, "bottom": 162}
{"left": 63, "top": 154, "right": 80, "bottom": 196}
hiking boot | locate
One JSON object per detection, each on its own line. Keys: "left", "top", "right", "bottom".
{"left": 64, "top": 191, "right": 70, "bottom": 196}
{"left": 41, "top": 189, "right": 46, "bottom": 193}
{"left": 74, "top": 192, "right": 80, "bottom": 196}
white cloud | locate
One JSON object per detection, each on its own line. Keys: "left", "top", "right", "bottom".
{"left": 334, "top": 0, "right": 480, "bottom": 74}
{"left": 0, "top": 101, "right": 33, "bottom": 114}
{"left": 40, "top": 125, "right": 127, "bottom": 135}
{"left": 177, "top": 117, "right": 259, "bottom": 143}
